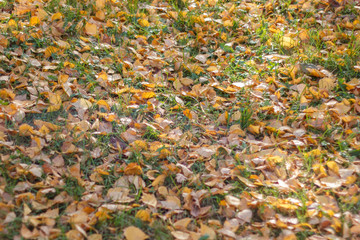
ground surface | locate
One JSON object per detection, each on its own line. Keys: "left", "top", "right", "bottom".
{"left": 0, "top": 0, "right": 360, "bottom": 239}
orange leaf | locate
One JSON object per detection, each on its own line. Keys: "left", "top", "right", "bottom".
{"left": 183, "top": 109, "right": 192, "bottom": 119}
{"left": 124, "top": 163, "right": 143, "bottom": 175}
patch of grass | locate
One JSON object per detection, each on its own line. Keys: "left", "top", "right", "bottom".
{"left": 63, "top": 177, "right": 85, "bottom": 200}
{"left": 143, "top": 126, "right": 160, "bottom": 140}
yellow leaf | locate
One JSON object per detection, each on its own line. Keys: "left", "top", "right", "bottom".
{"left": 123, "top": 226, "right": 148, "bottom": 240}
{"left": 47, "top": 93, "right": 62, "bottom": 112}
{"left": 98, "top": 71, "right": 108, "bottom": 81}
{"left": 183, "top": 109, "right": 192, "bottom": 119}
{"left": 29, "top": 16, "right": 40, "bottom": 26}
{"left": 95, "top": 10, "right": 106, "bottom": 21}
{"left": 0, "top": 89, "right": 15, "bottom": 100}
{"left": 313, "top": 163, "right": 327, "bottom": 176}
{"left": 19, "top": 124, "right": 35, "bottom": 136}
{"left": 326, "top": 161, "right": 339, "bottom": 175}
{"left": 96, "top": 168, "right": 110, "bottom": 176}
{"left": 58, "top": 74, "right": 69, "bottom": 84}
{"left": 208, "top": 0, "right": 217, "bottom": 6}
{"left": 142, "top": 91, "right": 156, "bottom": 99}
{"left": 8, "top": 19, "right": 17, "bottom": 28}
{"left": 85, "top": 22, "right": 98, "bottom": 36}
{"left": 39, "top": 125, "right": 50, "bottom": 135}
{"left": 64, "top": 61, "right": 75, "bottom": 68}
{"left": 280, "top": 36, "right": 297, "bottom": 49}
{"left": 96, "top": 0, "right": 106, "bottom": 9}
{"left": 131, "top": 140, "right": 148, "bottom": 151}
{"left": 51, "top": 12, "right": 63, "bottom": 21}
{"left": 207, "top": 65, "right": 218, "bottom": 73}
{"left": 223, "top": 19, "right": 233, "bottom": 27}
{"left": 151, "top": 174, "right": 166, "bottom": 187}
{"left": 159, "top": 148, "right": 171, "bottom": 159}
{"left": 138, "top": 19, "right": 150, "bottom": 27}
{"left": 135, "top": 209, "right": 151, "bottom": 222}
{"left": 44, "top": 46, "right": 59, "bottom": 58}
{"left": 97, "top": 99, "right": 110, "bottom": 111}
{"left": 36, "top": 8, "right": 48, "bottom": 20}
{"left": 104, "top": 113, "right": 116, "bottom": 122}
{"left": 345, "top": 175, "right": 357, "bottom": 185}
{"left": 305, "top": 68, "right": 325, "bottom": 78}
{"left": 267, "top": 156, "right": 283, "bottom": 168}
{"left": 124, "top": 163, "right": 143, "bottom": 175}
{"left": 106, "top": 19, "right": 114, "bottom": 27}
{"left": 248, "top": 124, "right": 260, "bottom": 135}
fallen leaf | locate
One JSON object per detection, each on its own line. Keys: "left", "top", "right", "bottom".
{"left": 319, "top": 77, "right": 336, "bottom": 90}
{"left": 123, "top": 226, "right": 148, "bottom": 240}
{"left": 280, "top": 36, "right": 297, "bottom": 49}
{"left": 124, "top": 163, "right": 143, "bottom": 175}
{"left": 85, "top": 22, "right": 98, "bottom": 36}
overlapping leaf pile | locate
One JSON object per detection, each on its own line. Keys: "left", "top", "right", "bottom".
{"left": 0, "top": 0, "right": 360, "bottom": 239}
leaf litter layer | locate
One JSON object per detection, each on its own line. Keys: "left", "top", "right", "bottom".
{"left": 0, "top": 0, "right": 360, "bottom": 239}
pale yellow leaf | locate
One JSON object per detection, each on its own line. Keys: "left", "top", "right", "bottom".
{"left": 124, "top": 226, "right": 148, "bottom": 240}
{"left": 96, "top": 0, "right": 106, "bottom": 9}
{"left": 319, "top": 77, "right": 336, "bottom": 90}
{"left": 280, "top": 36, "right": 297, "bottom": 49}
{"left": 208, "top": 0, "right": 217, "bottom": 6}
{"left": 85, "top": 22, "right": 98, "bottom": 36}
